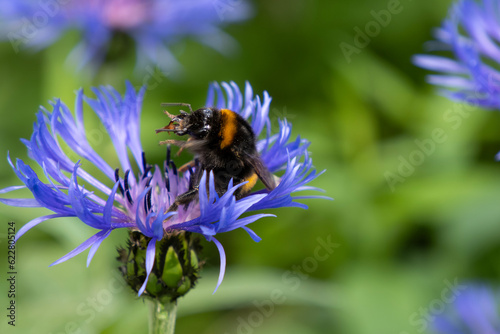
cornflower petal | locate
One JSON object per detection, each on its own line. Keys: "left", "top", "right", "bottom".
{"left": 15, "top": 214, "right": 69, "bottom": 243}
{"left": 228, "top": 214, "right": 276, "bottom": 235}
{"left": 241, "top": 226, "right": 263, "bottom": 242}
{"left": 50, "top": 229, "right": 113, "bottom": 267}
{"left": 0, "top": 185, "right": 26, "bottom": 193}
{"left": 86, "top": 229, "right": 113, "bottom": 267}
{"left": 0, "top": 198, "right": 40, "bottom": 207}
{"left": 138, "top": 238, "right": 158, "bottom": 296}
{"left": 211, "top": 237, "right": 226, "bottom": 294}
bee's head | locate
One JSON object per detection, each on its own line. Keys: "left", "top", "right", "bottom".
{"left": 156, "top": 107, "right": 214, "bottom": 139}
{"left": 184, "top": 108, "right": 214, "bottom": 139}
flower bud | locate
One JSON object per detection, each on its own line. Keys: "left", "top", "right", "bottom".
{"left": 118, "top": 231, "right": 203, "bottom": 302}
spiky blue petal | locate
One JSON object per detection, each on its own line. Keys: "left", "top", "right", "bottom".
{"left": 211, "top": 237, "right": 226, "bottom": 294}
{"left": 50, "top": 229, "right": 113, "bottom": 267}
{"left": 139, "top": 237, "right": 159, "bottom": 296}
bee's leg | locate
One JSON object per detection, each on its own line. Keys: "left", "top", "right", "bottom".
{"left": 159, "top": 139, "right": 185, "bottom": 147}
{"left": 178, "top": 159, "right": 196, "bottom": 173}
{"left": 167, "top": 186, "right": 199, "bottom": 212}
{"left": 162, "top": 110, "right": 178, "bottom": 119}
{"left": 167, "top": 165, "right": 203, "bottom": 212}
{"left": 176, "top": 137, "right": 193, "bottom": 156}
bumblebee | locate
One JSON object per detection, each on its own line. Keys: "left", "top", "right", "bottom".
{"left": 156, "top": 103, "right": 276, "bottom": 211}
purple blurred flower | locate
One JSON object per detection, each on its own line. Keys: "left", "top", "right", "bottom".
{"left": 0, "top": 0, "right": 251, "bottom": 73}
{"left": 413, "top": 0, "right": 500, "bottom": 109}
{"left": 0, "top": 81, "right": 328, "bottom": 295}
{"left": 432, "top": 284, "right": 500, "bottom": 334}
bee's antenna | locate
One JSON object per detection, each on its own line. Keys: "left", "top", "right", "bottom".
{"left": 161, "top": 103, "right": 193, "bottom": 113}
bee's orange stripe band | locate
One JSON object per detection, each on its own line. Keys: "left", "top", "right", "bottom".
{"left": 241, "top": 173, "right": 258, "bottom": 193}
{"left": 219, "top": 109, "right": 238, "bottom": 149}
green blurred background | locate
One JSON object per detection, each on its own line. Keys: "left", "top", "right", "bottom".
{"left": 1, "top": 0, "right": 500, "bottom": 333}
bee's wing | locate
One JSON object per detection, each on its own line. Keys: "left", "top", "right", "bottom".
{"left": 245, "top": 153, "right": 276, "bottom": 191}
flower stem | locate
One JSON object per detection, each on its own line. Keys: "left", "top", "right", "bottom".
{"left": 148, "top": 298, "right": 177, "bottom": 334}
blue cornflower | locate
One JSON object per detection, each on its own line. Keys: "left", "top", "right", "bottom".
{"left": 0, "top": 81, "right": 328, "bottom": 296}
{"left": 413, "top": 0, "right": 500, "bottom": 109}
{"left": 0, "top": 0, "right": 251, "bottom": 72}
{"left": 431, "top": 284, "right": 500, "bottom": 334}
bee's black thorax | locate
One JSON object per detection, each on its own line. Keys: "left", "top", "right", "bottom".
{"left": 186, "top": 108, "right": 258, "bottom": 198}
